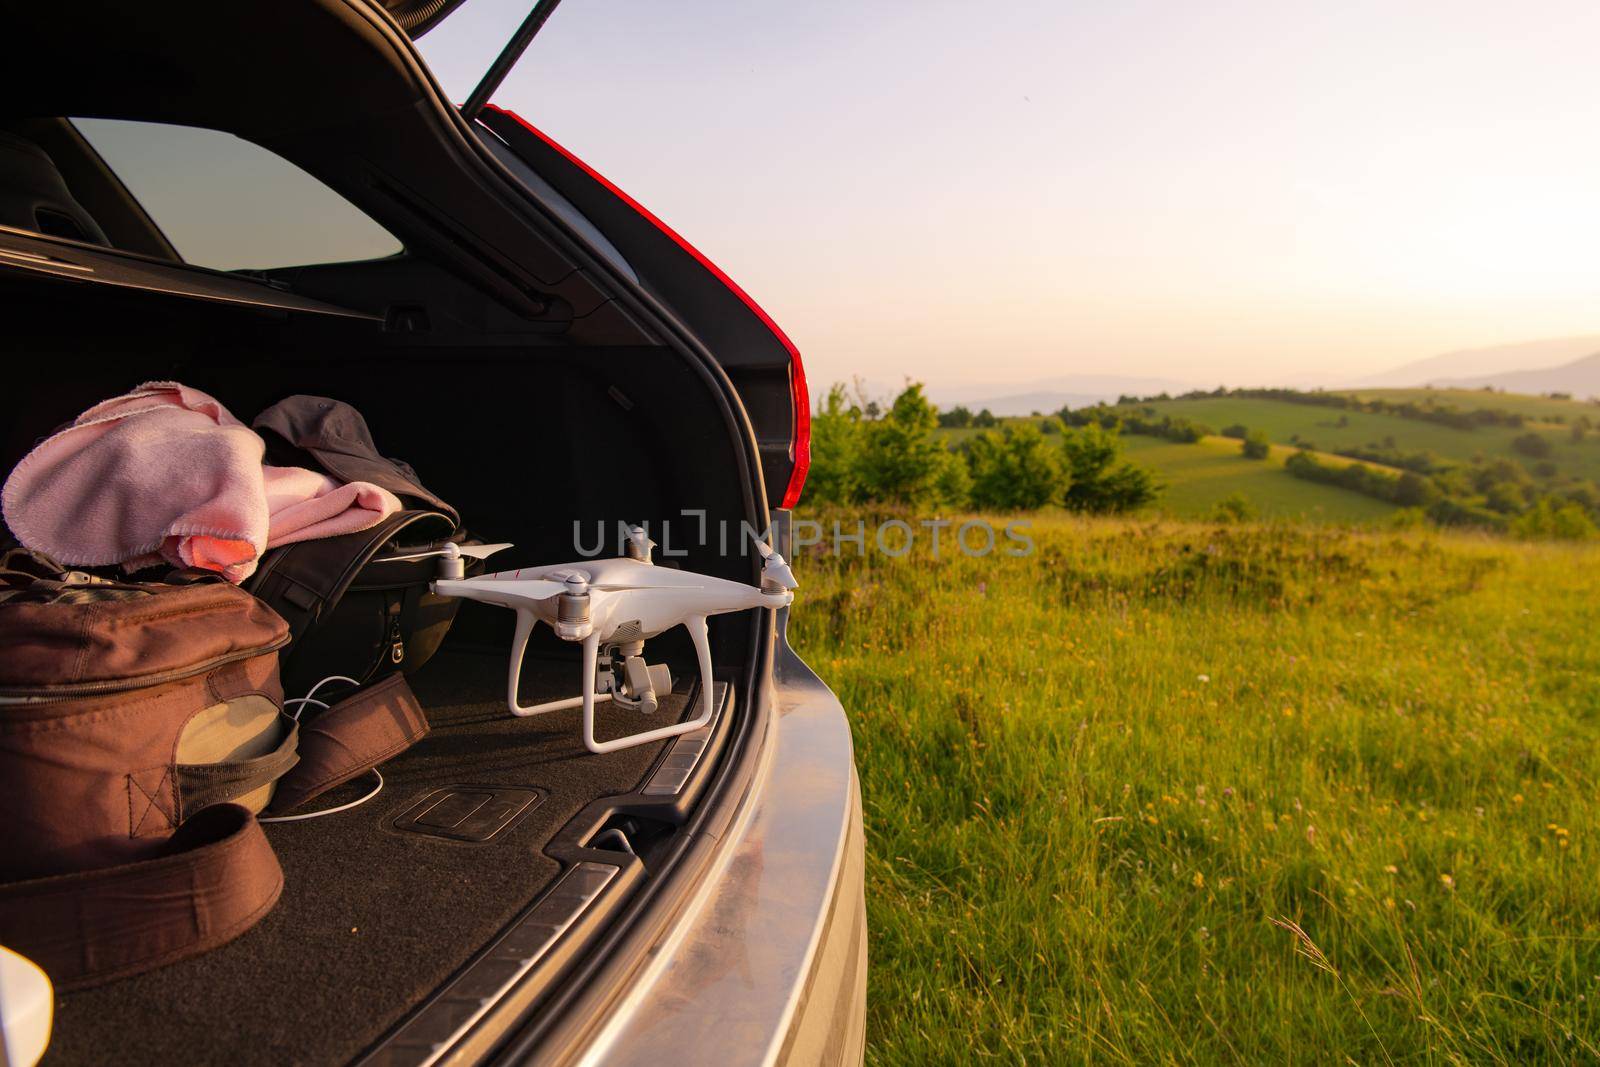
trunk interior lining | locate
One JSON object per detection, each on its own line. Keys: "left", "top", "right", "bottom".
{"left": 44, "top": 648, "right": 692, "bottom": 1067}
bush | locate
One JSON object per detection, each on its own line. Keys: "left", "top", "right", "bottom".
{"left": 1220, "top": 424, "right": 1248, "bottom": 440}
{"left": 1061, "top": 423, "right": 1159, "bottom": 514}
{"left": 1484, "top": 482, "right": 1527, "bottom": 515}
{"left": 1163, "top": 417, "right": 1209, "bottom": 444}
{"left": 1392, "top": 471, "right": 1441, "bottom": 508}
{"left": 1209, "top": 492, "right": 1256, "bottom": 523}
{"left": 1470, "top": 458, "right": 1531, "bottom": 494}
{"left": 1285, "top": 450, "right": 1420, "bottom": 508}
{"left": 1426, "top": 498, "right": 1508, "bottom": 531}
{"left": 967, "top": 421, "right": 1064, "bottom": 510}
{"left": 1241, "top": 429, "right": 1271, "bottom": 460}
{"left": 1061, "top": 405, "right": 1209, "bottom": 444}
{"left": 1389, "top": 507, "right": 1428, "bottom": 530}
{"left": 1512, "top": 432, "right": 1553, "bottom": 459}
{"left": 1331, "top": 442, "right": 1444, "bottom": 474}
{"left": 1511, "top": 498, "right": 1599, "bottom": 540}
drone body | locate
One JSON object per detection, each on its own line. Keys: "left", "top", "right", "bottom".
{"left": 431, "top": 527, "right": 795, "bottom": 753}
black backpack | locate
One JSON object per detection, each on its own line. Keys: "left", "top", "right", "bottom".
{"left": 246, "top": 510, "right": 479, "bottom": 698}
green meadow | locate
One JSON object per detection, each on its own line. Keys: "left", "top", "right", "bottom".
{"left": 1113, "top": 397, "right": 1600, "bottom": 483}
{"left": 1119, "top": 435, "right": 1399, "bottom": 524}
{"left": 790, "top": 514, "right": 1600, "bottom": 1064}
{"left": 1340, "top": 389, "right": 1600, "bottom": 423}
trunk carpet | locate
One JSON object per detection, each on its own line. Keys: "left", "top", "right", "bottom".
{"left": 45, "top": 649, "right": 688, "bottom": 1066}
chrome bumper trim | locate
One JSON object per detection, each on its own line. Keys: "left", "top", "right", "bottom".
{"left": 371, "top": 862, "right": 619, "bottom": 1067}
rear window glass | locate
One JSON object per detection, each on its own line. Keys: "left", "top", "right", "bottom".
{"left": 72, "top": 118, "right": 401, "bottom": 271}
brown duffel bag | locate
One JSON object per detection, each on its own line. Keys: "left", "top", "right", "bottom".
{"left": 0, "top": 551, "right": 295, "bottom": 990}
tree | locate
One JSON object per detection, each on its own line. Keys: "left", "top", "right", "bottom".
{"left": 972, "top": 408, "right": 999, "bottom": 428}
{"left": 967, "top": 421, "right": 1064, "bottom": 510}
{"left": 855, "top": 383, "right": 953, "bottom": 506}
{"left": 1220, "top": 424, "right": 1248, "bottom": 440}
{"left": 1060, "top": 423, "right": 1159, "bottom": 514}
{"left": 1241, "top": 429, "right": 1271, "bottom": 460}
{"left": 805, "top": 383, "right": 865, "bottom": 505}
{"left": 937, "top": 405, "right": 973, "bottom": 429}
{"left": 1392, "top": 471, "right": 1441, "bottom": 508}
{"left": 932, "top": 447, "right": 972, "bottom": 508}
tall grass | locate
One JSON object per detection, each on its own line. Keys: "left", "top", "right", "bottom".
{"left": 789, "top": 513, "right": 1600, "bottom": 1063}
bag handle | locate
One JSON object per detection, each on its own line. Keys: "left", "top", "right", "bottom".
{"left": 244, "top": 509, "right": 455, "bottom": 644}
{"left": 174, "top": 716, "right": 301, "bottom": 817}
{"left": 267, "top": 672, "right": 427, "bottom": 815}
{"left": 0, "top": 805, "right": 282, "bottom": 991}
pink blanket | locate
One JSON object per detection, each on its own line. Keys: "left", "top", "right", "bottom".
{"left": 2, "top": 382, "right": 401, "bottom": 583}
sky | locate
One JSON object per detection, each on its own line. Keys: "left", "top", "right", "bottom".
{"left": 420, "top": 0, "right": 1600, "bottom": 393}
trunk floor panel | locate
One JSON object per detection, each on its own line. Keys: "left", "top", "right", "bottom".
{"left": 46, "top": 650, "right": 688, "bottom": 1067}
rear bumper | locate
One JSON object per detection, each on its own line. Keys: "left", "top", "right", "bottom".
{"left": 568, "top": 639, "right": 867, "bottom": 1067}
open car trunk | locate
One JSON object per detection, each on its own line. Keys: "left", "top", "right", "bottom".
{"left": 3, "top": 273, "right": 759, "bottom": 1065}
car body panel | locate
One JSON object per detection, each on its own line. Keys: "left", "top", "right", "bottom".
{"left": 565, "top": 623, "right": 866, "bottom": 1067}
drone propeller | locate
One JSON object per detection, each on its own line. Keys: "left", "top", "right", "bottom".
{"left": 373, "top": 541, "right": 514, "bottom": 564}
{"left": 433, "top": 575, "right": 570, "bottom": 602}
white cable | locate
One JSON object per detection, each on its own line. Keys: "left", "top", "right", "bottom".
{"left": 283, "top": 674, "right": 361, "bottom": 721}
{"left": 260, "top": 674, "right": 382, "bottom": 823}
{"left": 259, "top": 768, "right": 384, "bottom": 824}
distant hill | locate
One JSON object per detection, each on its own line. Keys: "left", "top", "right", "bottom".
{"left": 937, "top": 391, "right": 1105, "bottom": 416}
{"left": 1102, "top": 392, "right": 1600, "bottom": 484}
{"left": 1352, "top": 335, "right": 1600, "bottom": 389}
{"left": 928, "top": 374, "right": 1198, "bottom": 415}
{"left": 1428, "top": 351, "right": 1600, "bottom": 398}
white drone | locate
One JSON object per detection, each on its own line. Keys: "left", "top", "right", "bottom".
{"left": 425, "top": 526, "right": 796, "bottom": 753}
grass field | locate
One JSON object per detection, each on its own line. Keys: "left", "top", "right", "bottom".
{"left": 1121, "top": 435, "right": 1398, "bottom": 524}
{"left": 790, "top": 513, "right": 1600, "bottom": 1063}
{"left": 1113, "top": 397, "right": 1600, "bottom": 482}
{"left": 1337, "top": 389, "right": 1600, "bottom": 423}
{"left": 936, "top": 424, "right": 1403, "bottom": 524}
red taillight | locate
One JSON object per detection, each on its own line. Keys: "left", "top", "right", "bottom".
{"left": 780, "top": 361, "right": 810, "bottom": 510}
{"left": 488, "top": 106, "right": 811, "bottom": 510}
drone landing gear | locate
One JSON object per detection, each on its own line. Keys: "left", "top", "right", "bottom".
{"left": 505, "top": 612, "right": 717, "bottom": 754}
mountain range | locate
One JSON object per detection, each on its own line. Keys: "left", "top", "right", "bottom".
{"left": 919, "top": 335, "right": 1600, "bottom": 415}
{"left": 1426, "top": 352, "right": 1600, "bottom": 396}
{"left": 1348, "top": 335, "right": 1600, "bottom": 392}
{"left": 924, "top": 375, "right": 1199, "bottom": 417}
